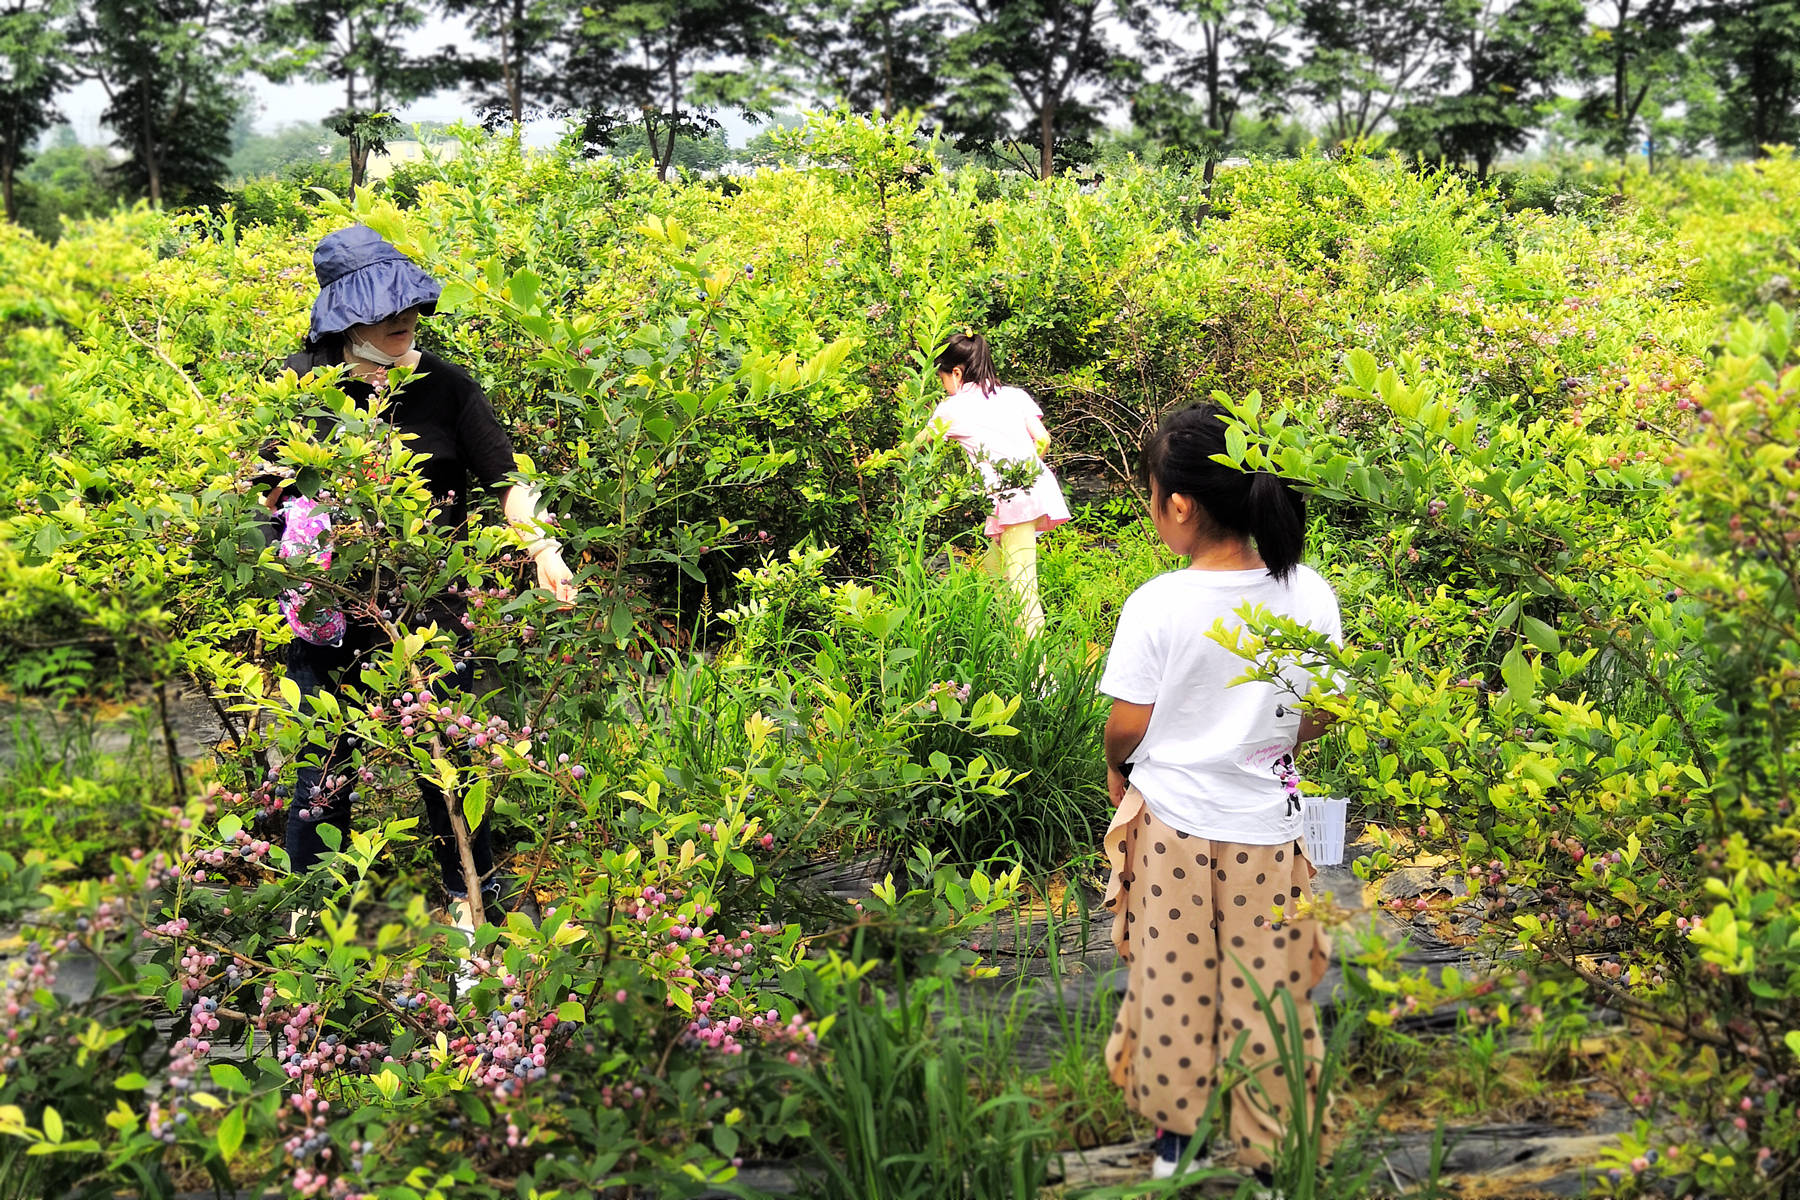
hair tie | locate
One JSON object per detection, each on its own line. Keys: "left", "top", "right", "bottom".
{"left": 963, "top": 327, "right": 974, "bottom": 337}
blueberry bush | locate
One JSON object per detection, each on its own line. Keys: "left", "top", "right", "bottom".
{"left": 3, "top": 117, "right": 1800, "bottom": 1196}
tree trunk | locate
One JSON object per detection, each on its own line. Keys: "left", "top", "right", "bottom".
{"left": 350, "top": 137, "right": 369, "bottom": 189}
{"left": 1039, "top": 95, "right": 1055, "bottom": 179}
{"left": 640, "top": 107, "right": 658, "bottom": 173}
{"left": 507, "top": 0, "right": 525, "bottom": 125}
{"left": 1613, "top": 0, "right": 1631, "bottom": 173}
{"left": 659, "top": 39, "right": 680, "bottom": 181}
{"left": 1, "top": 145, "right": 15, "bottom": 223}
{"left": 879, "top": 8, "right": 895, "bottom": 120}
{"left": 140, "top": 79, "right": 161, "bottom": 207}
{"left": 346, "top": 53, "right": 364, "bottom": 190}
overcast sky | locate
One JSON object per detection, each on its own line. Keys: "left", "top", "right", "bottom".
{"left": 60, "top": 12, "right": 512, "bottom": 143}
{"left": 57, "top": 11, "right": 768, "bottom": 148}
{"left": 60, "top": 75, "right": 482, "bottom": 143}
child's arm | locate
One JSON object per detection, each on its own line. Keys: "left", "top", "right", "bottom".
{"left": 1104, "top": 699, "right": 1154, "bottom": 807}
{"left": 1025, "top": 412, "right": 1050, "bottom": 455}
{"left": 910, "top": 414, "right": 951, "bottom": 449}
{"left": 1298, "top": 703, "right": 1339, "bottom": 743}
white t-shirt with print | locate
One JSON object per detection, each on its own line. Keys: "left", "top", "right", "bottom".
{"left": 1099, "top": 565, "right": 1343, "bottom": 845}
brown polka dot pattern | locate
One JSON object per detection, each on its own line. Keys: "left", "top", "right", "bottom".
{"left": 1101, "top": 790, "right": 1331, "bottom": 1170}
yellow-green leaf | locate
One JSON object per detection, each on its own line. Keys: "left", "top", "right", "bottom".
{"left": 217, "top": 1107, "right": 244, "bottom": 1162}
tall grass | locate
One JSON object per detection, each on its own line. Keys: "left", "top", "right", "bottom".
{"left": 0, "top": 703, "right": 160, "bottom": 868}
{"left": 856, "top": 557, "right": 1111, "bottom": 871}
{"left": 785, "top": 932, "right": 1058, "bottom": 1200}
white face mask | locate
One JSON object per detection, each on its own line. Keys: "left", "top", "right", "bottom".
{"left": 348, "top": 335, "right": 410, "bottom": 366}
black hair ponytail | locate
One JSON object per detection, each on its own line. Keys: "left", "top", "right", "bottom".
{"left": 1143, "top": 404, "right": 1306, "bottom": 581}
{"left": 935, "top": 331, "right": 1001, "bottom": 395}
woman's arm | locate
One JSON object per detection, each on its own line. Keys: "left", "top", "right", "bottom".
{"left": 503, "top": 484, "right": 576, "bottom": 606}
{"left": 1104, "top": 699, "right": 1154, "bottom": 807}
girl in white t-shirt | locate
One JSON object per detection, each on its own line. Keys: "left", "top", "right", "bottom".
{"left": 928, "top": 332, "right": 1069, "bottom": 635}
{"left": 1098, "top": 404, "right": 1339, "bottom": 1183}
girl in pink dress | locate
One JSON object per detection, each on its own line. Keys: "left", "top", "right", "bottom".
{"left": 929, "top": 332, "right": 1070, "bottom": 635}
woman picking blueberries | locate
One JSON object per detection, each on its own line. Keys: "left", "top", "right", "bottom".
{"left": 261, "top": 224, "right": 575, "bottom": 935}
{"left": 1098, "top": 405, "right": 1339, "bottom": 1184}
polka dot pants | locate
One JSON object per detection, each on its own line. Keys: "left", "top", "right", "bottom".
{"left": 1101, "top": 790, "right": 1331, "bottom": 1169}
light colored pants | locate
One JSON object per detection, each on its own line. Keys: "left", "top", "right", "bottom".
{"left": 982, "top": 521, "right": 1044, "bottom": 637}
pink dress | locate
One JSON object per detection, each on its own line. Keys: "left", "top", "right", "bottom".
{"left": 932, "top": 383, "right": 1072, "bottom": 537}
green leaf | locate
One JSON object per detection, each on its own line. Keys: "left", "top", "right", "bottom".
{"left": 1347, "top": 348, "right": 1378, "bottom": 392}
{"left": 609, "top": 602, "right": 634, "bottom": 639}
{"left": 462, "top": 784, "right": 489, "bottom": 836}
{"left": 113, "top": 1073, "right": 148, "bottom": 1091}
{"left": 1766, "top": 302, "right": 1791, "bottom": 364}
{"left": 1785, "top": 1030, "right": 1800, "bottom": 1060}
{"left": 556, "top": 1000, "right": 586, "bottom": 1023}
{"left": 210, "top": 1063, "right": 249, "bottom": 1093}
{"left": 456, "top": 1090, "right": 491, "bottom": 1126}
{"left": 31, "top": 523, "right": 64, "bottom": 557}
{"left": 41, "top": 1107, "right": 62, "bottom": 1144}
{"left": 436, "top": 280, "right": 474, "bottom": 313}
{"left": 508, "top": 268, "right": 542, "bottom": 312}
{"left": 279, "top": 675, "right": 302, "bottom": 710}
{"left": 217, "top": 1107, "right": 244, "bottom": 1162}
{"left": 1223, "top": 421, "right": 1248, "bottom": 465}
{"left": 1500, "top": 645, "right": 1535, "bottom": 704}
{"left": 1520, "top": 615, "right": 1560, "bottom": 655}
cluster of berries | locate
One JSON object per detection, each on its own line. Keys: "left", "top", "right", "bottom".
{"left": 186, "top": 826, "right": 276, "bottom": 882}
{"left": 443, "top": 988, "right": 569, "bottom": 1100}
{"left": 145, "top": 995, "right": 225, "bottom": 1147}
{"left": 0, "top": 943, "right": 64, "bottom": 1072}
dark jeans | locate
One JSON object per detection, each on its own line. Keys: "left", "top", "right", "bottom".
{"left": 285, "top": 634, "right": 495, "bottom": 898}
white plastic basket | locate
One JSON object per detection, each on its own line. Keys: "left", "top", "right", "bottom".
{"left": 1302, "top": 796, "right": 1350, "bottom": 867}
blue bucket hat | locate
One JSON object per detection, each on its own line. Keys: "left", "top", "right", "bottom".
{"left": 306, "top": 224, "right": 442, "bottom": 346}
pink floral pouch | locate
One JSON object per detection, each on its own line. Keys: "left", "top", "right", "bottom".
{"left": 276, "top": 497, "right": 347, "bottom": 647}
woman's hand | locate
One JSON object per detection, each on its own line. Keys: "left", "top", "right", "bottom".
{"left": 533, "top": 546, "right": 577, "bottom": 607}
{"left": 1107, "top": 765, "right": 1129, "bottom": 808}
